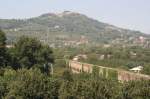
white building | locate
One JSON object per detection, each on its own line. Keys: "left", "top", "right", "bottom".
{"left": 130, "top": 66, "right": 143, "bottom": 73}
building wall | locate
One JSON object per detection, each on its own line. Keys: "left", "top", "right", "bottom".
{"left": 118, "top": 70, "right": 150, "bottom": 82}
{"left": 68, "top": 60, "right": 150, "bottom": 82}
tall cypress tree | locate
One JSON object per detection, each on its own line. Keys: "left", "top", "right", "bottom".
{"left": 0, "top": 30, "right": 6, "bottom": 67}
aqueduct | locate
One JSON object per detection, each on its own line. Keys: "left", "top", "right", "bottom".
{"left": 68, "top": 60, "right": 150, "bottom": 82}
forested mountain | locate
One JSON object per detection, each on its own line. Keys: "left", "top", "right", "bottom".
{"left": 0, "top": 11, "right": 150, "bottom": 46}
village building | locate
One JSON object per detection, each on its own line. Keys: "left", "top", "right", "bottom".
{"left": 130, "top": 66, "right": 143, "bottom": 73}
{"left": 6, "top": 45, "right": 14, "bottom": 48}
{"left": 72, "top": 54, "right": 87, "bottom": 61}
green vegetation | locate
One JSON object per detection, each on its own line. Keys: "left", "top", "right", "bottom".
{"left": 142, "top": 64, "right": 150, "bottom": 75}
{"left": 10, "top": 36, "right": 54, "bottom": 70}
{"left": 1, "top": 11, "right": 149, "bottom": 46}
{"left": 0, "top": 30, "right": 7, "bottom": 67}
{"left": 0, "top": 30, "right": 150, "bottom": 99}
{"left": 51, "top": 44, "right": 150, "bottom": 75}
{"left": 1, "top": 30, "right": 54, "bottom": 75}
{"left": 67, "top": 46, "right": 150, "bottom": 75}
{"left": 0, "top": 68, "right": 149, "bottom": 99}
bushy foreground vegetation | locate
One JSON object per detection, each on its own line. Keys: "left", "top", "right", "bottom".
{"left": 0, "top": 68, "right": 150, "bottom": 99}
{"left": 0, "top": 30, "right": 150, "bottom": 99}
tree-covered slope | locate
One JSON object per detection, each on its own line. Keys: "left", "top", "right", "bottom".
{"left": 0, "top": 11, "right": 149, "bottom": 46}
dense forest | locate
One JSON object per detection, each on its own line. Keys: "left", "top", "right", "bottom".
{"left": 0, "top": 30, "right": 150, "bottom": 99}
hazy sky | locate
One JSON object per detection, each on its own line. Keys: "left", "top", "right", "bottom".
{"left": 0, "top": 0, "right": 150, "bottom": 34}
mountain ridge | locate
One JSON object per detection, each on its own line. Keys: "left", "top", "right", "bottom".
{"left": 0, "top": 11, "right": 146, "bottom": 33}
{"left": 0, "top": 11, "right": 149, "bottom": 46}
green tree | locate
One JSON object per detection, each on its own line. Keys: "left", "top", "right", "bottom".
{"left": 62, "top": 70, "right": 73, "bottom": 81}
{"left": 142, "top": 64, "right": 150, "bottom": 75}
{"left": 122, "top": 80, "right": 150, "bottom": 99}
{"left": 13, "top": 36, "right": 54, "bottom": 71}
{"left": 3, "top": 68, "right": 53, "bottom": 99}
{"left": 0, "top": 30, "right": 7, "bottom": 67}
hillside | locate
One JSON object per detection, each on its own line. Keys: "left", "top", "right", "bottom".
{"left": 0, "top": 11, "right": 150, "bottom": 47}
